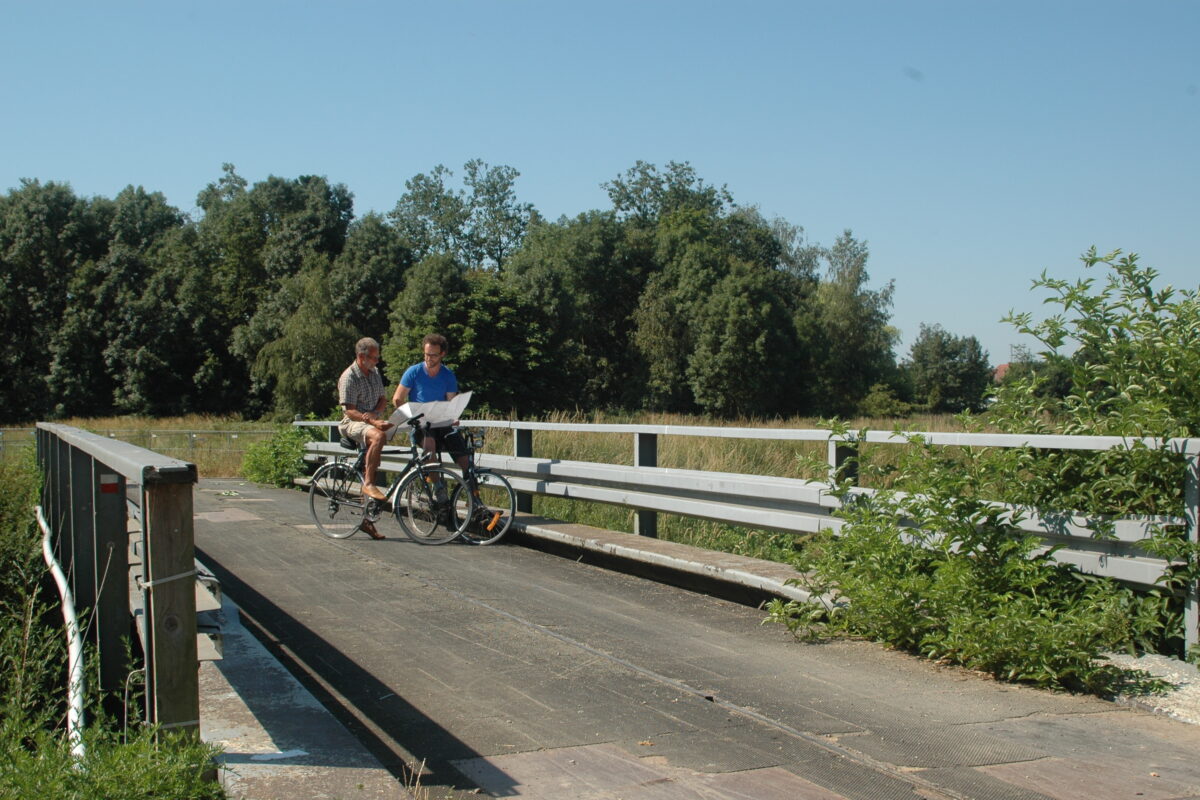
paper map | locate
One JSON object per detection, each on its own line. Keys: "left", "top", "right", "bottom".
{"left": 388, "top": 391, "right": 472, "bottom": 436}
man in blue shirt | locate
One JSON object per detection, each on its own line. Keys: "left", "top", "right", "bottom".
{"left": 392, "top": 333, "right": 471, "bottom": 472}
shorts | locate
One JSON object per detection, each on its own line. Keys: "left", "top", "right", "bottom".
{"left": 415, "top": 425, "right": 468, "bottom": 460}
{"left": 338, "top": 419, "right": 372, "bottom": 445}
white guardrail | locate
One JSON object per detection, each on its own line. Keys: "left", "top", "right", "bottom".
{"left": 296, "top": 419, "right": 1200, "bottom": 648}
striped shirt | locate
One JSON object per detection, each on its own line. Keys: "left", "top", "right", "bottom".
{"left": 337, "top": 362, "right": 385, "bottom": 423}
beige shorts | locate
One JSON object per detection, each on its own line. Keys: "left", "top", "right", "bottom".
{"left": 338, "top": 419, "right": 372, "bottom": 444}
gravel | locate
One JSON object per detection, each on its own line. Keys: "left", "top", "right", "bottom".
{"left": 1102, "top": 652, "right": 1200, "bottom": 726}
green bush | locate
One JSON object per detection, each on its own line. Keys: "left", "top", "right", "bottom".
{"left": 1, "top": 721, "right": 224, "bottom": 800}
{"left": 771, "top": 432, "right": 1166, "bottom": 690}
{"left": 771, "top": 250, "right": 1197, "bottom": 689}
{"left": 240, "top": 425, "right": 312, "bottom": 487}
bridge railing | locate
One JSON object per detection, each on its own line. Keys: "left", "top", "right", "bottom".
{"left": 295, "top": 419, "right": 1200, "bottom": 648}
{"left": 36, "top": 423, "right": 219, "bottom": 734}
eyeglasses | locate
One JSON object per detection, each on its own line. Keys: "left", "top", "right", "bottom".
{"left": 423, "top": 351, "right": 443, "bottom": 359}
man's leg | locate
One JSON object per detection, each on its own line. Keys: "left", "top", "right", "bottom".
{"left": 362, "top": 426, "right": 388, "bottom": 500}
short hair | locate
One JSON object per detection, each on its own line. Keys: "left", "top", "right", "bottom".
{"left": 422, "top": 333, "right": 449, "bottom": 353}
{"left": 355, "top": 337, "right": 380, "bottom": 356}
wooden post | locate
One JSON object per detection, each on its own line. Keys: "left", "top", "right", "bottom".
{"left": 827, "top": 438, "right": 859, "bottom": 486}
{"left": 143, "top": 481, "right": 199, "bottom": 734}
{"left": 515, "top": 428, "right": 533, "bottom": 514}
{"left": 634, "top": 432, "right": 658, "bottom": 538}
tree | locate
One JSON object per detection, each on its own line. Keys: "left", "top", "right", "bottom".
{"left": 382, "top": 252, "right": 471, "bottom": 372}
{"left": 461, "top": 159, "right": 537, "bottom": 270}
{"left": 253, "top": 271, "right": 358, "bottom": 419}
{"left": 686, "top": 263, "right": 800, "bottom": 417}
{"left": 503, "top": 211, "right": 649, "bottom": 409}
{"left": 0, "top": 180, "right": 109, "bottom": 421}
{"left": 198, "top": 168, "right": 355, "bottom": 414}
{"left": 603, "top": 160, "right": 733, "bottom": 226}
{"left": 810, "top": 231, "right": 898, "bottom": 416}
{"left": 388, "top": 161, "right": 535, "bottom": 271}
{"left": 905, "top": 323, "right": 992, "bottom": 413}
{"left": 328, "top": 213, "right": 413, "bottom": 339}
{"left": 387, "top": 165, "right": 469, "bottom": 264}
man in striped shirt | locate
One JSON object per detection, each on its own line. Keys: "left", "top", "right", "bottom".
{"left": 338, "top": 338, "right": 394, "bottom": 523}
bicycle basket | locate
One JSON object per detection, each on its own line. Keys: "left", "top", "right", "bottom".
{"left": 466, "top": 429, "right": 486, "bottom": 450}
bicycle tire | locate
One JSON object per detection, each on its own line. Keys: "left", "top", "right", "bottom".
{"left": 309, "top": 461, "right": 368, "bottom": 539}
{"left": 394, "top": 466, "right": 471, "bottom": 545}
{"left": 452, "top": 470, "right": 516, "bottom": 545}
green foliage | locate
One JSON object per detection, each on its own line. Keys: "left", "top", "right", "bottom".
{"left": 387, "top": 159, "right": 535, "bottom": 271}
{"left": 996, "top": 248, "right": 1200, "bottom": 437}
{"left": 0, "top": 458, "right": 224, "bottom": 798}
{"left": 772, "top": 431, "right": 1167, "bottom": 690}
{"left": 810, "top": 231, "right": 899, "bottom": 416}
{"left": 857, "top": 383, "right": 912, "bottom": 418}
{"left": 772, "top": 251, "right": 1200, "bottom": 687}
{"left": 0, "top": 722, "right": 225, "bottom": 800}
{"left": 0, "top": 456, "right": 63, "bottom": 728}
{"left": 2, "top": 158, "right": 924, "bottom": 423}
{"left": 904, "top": 323, "right": 992, "bottom": 413}
{"left": 241, "top": 425, "right": 313, "bottom": 486}
{"left": 252, "top": 272, "right": 358, "bottom": 418}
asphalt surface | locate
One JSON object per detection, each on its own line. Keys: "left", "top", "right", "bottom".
{"left": 194, "top": 478, "right": 1200, "bottom": 800}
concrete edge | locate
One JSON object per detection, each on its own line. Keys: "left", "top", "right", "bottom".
{"left": 511, "top": 516, "right": 834, "bottom": 607}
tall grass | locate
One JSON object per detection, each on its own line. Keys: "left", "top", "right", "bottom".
{"left": 9, "top": 416, "right": 279, "bottom": 478}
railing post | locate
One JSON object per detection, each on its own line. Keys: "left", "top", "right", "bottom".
{"left": 635, "top": 432, "right": 658, "bottom": 538}
{"left": 142, "top": 481, "right": 199, "bottom": 734}
{"left": 514, "top": 428, "right": 533, "bottom": 513}
{"left": 94, "top": 468, "right": 129, "bottom": 709}
{"left": 827, "top": 437, "right": 859, "bottom": 486}
{"left": 1185, "top": 454, "right": 1199, "bottom": 654}
{"left": 68, "top": 447, "right": 96, "bottom": 622}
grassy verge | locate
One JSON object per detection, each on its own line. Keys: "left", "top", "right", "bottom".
{"left": 0, "top": 455, "right": 226, "bottom": 799}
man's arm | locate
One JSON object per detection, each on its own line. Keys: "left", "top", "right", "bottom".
{"left": 343, "top": 399, "right": 391, "bottom": 429}
{"left": 392, "top": 384, "right": 409, "bottom": 407}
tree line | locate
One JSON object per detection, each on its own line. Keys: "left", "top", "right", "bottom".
{"left": 0, "top": 160, "right": 995, "bottom": 424}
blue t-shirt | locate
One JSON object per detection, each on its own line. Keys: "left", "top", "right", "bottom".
{"left": 400, "top": 362, "right": 458, "bottom": 402}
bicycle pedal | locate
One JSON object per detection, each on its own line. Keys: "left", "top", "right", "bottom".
{"left": 485, "top": 511, "right": 502, "bottom": 531}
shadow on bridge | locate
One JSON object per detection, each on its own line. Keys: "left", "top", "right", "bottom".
{"left": 198, "top": 547, "right": 516, "bottom": 797}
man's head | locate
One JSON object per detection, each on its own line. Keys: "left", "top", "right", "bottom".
{"left": 421, "top": 333, "right": 448, "bottom": 373}
{"left": 355, "top": 337, "right": 381, "bottom": 370}
{"left": 422, "top": 334, "right": 448, "bottom": 356}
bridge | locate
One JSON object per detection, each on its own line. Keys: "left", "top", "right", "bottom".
{"left": 33, "top": 422, "right": 1200, "bottom": 799}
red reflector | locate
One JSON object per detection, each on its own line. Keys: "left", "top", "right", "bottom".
{"left": 100, "top": 474, "right": 119, "bottom": 494}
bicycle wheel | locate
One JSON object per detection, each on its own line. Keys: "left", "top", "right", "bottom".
{"left": 309, "top": 462, "right": 368, "bottom": 539}
{"left": 452, "top": 470, "right": 516, "bottom": 545}
{"left": 394, "top": 466, "right": 471, "bottom": 545}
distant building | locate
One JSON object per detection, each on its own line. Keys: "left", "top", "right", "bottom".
{"left": 993, "top": 363, "right": 1011, "bottom": 383}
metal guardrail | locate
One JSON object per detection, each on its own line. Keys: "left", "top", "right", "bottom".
{"left": 36, "top": 423, "right": 219, "bottom": 735}
{"left": 298, "top": 419, "right": 1200, "bottom": 648}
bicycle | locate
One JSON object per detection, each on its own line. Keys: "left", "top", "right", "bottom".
{"left": 308, "top": 413, "right": 475, "bottom": 545}
{"left": 447, "top": 427, "right": 517, "bottom": 545}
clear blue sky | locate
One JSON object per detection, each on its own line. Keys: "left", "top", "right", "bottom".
{"left": 3, "top": 1, "right": 1196, "bottom": 364}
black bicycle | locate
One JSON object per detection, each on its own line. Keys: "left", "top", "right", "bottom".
{"left": 448, "top": 427, "right": 516, "bottom": 545}
{"left": 308, "top": 414, "right": 474, "bottom": 544}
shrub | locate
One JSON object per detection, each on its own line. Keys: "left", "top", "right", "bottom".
{"left": 772, "top": 249, "right": 1198, "bottom": 688}
{"left": 240, "top": 425, "right": 312, "bottom": 487}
